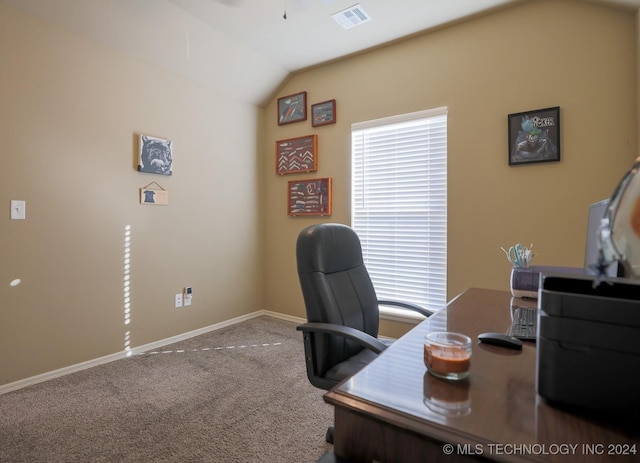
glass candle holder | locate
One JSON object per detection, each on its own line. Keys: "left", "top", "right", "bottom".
{"left": 424, "top": 331, "right": 472, "bottom": 381}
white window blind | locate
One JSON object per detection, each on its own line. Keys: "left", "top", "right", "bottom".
{"left": 352, "top": 107, "right": 447, "bottom": 313}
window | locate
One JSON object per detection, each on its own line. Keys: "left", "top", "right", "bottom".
{"left": 351, "top": 107, "right": 447, "bottom": 319}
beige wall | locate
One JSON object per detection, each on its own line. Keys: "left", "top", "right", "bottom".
{"left": 0, "top": 5, "right": 264, "bottom": 385}
{"left": 1, "top": 0, "right": 638, "bottom": 386}
{"left": 263, "top": 0, "right": 638, "bottom": 338}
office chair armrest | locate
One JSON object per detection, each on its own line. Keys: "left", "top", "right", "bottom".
{"left": 377, "top": 300, "right": 434, "bottom": 317}
{"left": 296, "top": 322, "right": 387, "bottom": 354}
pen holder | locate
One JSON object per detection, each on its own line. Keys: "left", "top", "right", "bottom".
{"left": 510, "top": 265, "right": 585, "bottom": 299}
{"left": 510, "top": 267, "right": 540, "bottom": 299}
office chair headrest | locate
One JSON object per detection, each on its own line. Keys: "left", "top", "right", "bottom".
{"left": 297, "top": 223, "right": 364, "bottom": 274}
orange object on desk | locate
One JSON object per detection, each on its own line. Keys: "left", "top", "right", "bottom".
{"left": 424, "top": 345, "right": 470, "bottom": 374}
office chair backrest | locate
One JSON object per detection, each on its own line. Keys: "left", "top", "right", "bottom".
{"left": 296, "top": 223, "right": 380, "bottom": 379}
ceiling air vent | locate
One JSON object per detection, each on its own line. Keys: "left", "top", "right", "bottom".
{"left": 331, "top": 4, "right": 372, "bottom": 30}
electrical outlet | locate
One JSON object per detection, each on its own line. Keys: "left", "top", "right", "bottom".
{"left": 175, "top": 293, "right": 183, "bottom": 308}
{"left": 184, "top": 286, "right": 192, "bottom": 306}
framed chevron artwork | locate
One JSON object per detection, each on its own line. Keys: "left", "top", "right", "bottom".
{"left": 275, "top": 134, "right": 318, "bottom": 175}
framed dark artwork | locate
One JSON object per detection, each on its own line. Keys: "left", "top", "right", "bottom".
{"left": 277, "top": 91, "right": 307, "bottom": 125}
{"left": 311, "top": 99, "right": 336, "bottom": 127}
{"left": 276, "top": 134, "right": 318, "bottom": 175}
{"left": 138, "top": 134, "right": 173, "bottom": 175}
{"left": 508, "top": 106, "right": 560, "bottom": 166}
{"left": 287, "top": 178, "right": 332, "bottom": 216}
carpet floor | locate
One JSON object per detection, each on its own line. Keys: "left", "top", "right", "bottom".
{"left": 0, "top": 316, "right": 334, "bottom": 462}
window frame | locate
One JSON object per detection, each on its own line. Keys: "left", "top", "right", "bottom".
{"left": 351, "top": 107, "right": 448, "bottom": 323}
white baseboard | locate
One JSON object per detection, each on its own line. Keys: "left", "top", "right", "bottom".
{"left": 261, "top": 310, "right": 305, "bottom": 325}
{"left": 0, "top": 310, "right": 305, "bottom": 396}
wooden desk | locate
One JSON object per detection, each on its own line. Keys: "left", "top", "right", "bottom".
{"left": 324, "top": 288, "right": 639, "bottom": 462}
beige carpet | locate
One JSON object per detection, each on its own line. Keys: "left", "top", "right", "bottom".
{"left": 0, "top": 316, "right": 333, "bottom": 462}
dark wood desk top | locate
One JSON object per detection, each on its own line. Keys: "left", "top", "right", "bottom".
{"left": 325, "top": 288, "right": 639, "bottom": 462}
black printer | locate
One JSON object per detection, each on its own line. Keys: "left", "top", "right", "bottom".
{"left": 536, "top": 272, "right": 640, "bottom": 418}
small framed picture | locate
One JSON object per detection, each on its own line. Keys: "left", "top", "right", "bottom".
{"left": 311, "top": 99, "right": 336, "bottom": 127}
{"left": 508, "top": 106, "right": 560, "bottom": 166}
{"left": 277, "top": 91, "right": 307, "bottom": 125}
{"left": 287, "top": 178, "right": 332, "bottom": 216}
{"left": 138, "top": 134, "right": 173, "bottom": 175}
{"left": 139, "top": 183, "right": 169, "bottom": 205}
{"left": 275, "top": 134, "right": 318, "bottom": 175}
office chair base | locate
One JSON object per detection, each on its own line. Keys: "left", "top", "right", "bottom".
{"left": 317, "top": 450, "right": 350, "bottom": 463}
{"left": 325, "top": 426, "right": 334, "bottom": 444}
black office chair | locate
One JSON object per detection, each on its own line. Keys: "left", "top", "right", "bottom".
{"left": 295, "top": 223, "right": 433, "bottom": 443}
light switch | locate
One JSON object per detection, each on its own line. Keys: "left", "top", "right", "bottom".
{"left": 10, "top": 200, "right": 26, "bottom": 220}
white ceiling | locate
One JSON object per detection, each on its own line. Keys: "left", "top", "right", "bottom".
{"left": 168, "top": 0, "right": 520, "bottom": 72}
{"left": 2, "top": 0, "right": 639, "bottom": 105}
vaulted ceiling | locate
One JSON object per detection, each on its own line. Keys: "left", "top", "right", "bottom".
{"left": 2, "top": 0, "right": 639, "bottom": 105}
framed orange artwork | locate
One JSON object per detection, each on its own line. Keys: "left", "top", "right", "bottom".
{"left": 276, "top": 134, "right": 318, "bottom": 175}
{"left": 287, "top": 178, "right": 332, "bottom": 216}
{"left": 277, "top": 91, "right": 307, "bottom": 125}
